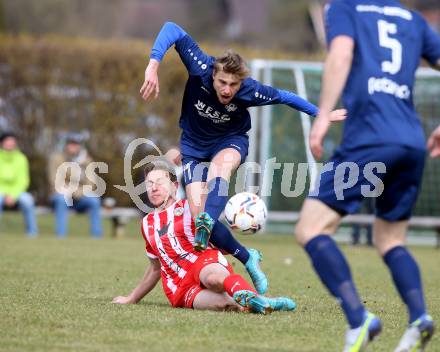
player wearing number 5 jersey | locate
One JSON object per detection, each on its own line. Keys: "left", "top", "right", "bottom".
{"left": 294, "top": 0, "right": 440, "bottom": 351}
{"left": 139, "top": 22, "right": 346, "bottom": 297}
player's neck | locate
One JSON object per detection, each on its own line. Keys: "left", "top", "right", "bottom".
{"left": 154, "top": 197, "right": 177, "bottom": 212}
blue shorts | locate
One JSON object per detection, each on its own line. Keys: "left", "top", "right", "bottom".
{"left": 309, "top": 145, "right": 426, "bottom": 221}
{"left": 180, "top": 134, "right": 249, "bottom": 184}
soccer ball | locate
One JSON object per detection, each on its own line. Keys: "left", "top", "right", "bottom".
{"left": 224, "top": 192, "right": 267, "bottom": 234}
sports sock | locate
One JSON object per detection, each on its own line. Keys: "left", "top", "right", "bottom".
{"left": 204, "top": 177, "right": 229, "bottom": 222}
{"left": 223, "top": 274, "right": 256, "bottom": 297}
{"left": 210, "top": 222, "right": 250, "bottom": 264}
{"left": 305, "top": 235, "right": 365, "bottom": 328}
{"left": 383, "top": 246, "right": 426, "bottom": 324}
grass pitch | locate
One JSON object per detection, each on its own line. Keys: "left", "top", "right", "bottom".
{"left": 0, "top": 213, "right": 439, "bottom": 352}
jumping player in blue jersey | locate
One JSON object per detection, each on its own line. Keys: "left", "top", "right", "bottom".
{"left": 295, "top": 1, "right": 440, "bottom": 351}
{"left": 140, "top": 22, "right": 345, "bottom": 295}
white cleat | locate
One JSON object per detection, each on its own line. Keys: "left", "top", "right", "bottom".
{"left": 395, "top": 314, "right": 435, "bottom": 352}
{"left": 343, "top": 312, "right": 382, "bottom": 352}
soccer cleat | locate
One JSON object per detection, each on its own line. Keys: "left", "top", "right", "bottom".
{"left": 265, "top": 296, "right": 297, "bottom": 312}
{"left": 394, "top": 314, "right": 435, "bottom": 352}
{"left": 244, "top": 248, "right": 268, "bottom": 294}
{"left": 233, "top": 290, "right": 296, "bottom": 315}
{"left": 343, "top": 312, "right": 382, "bottom": 352}
{"left": 234, "top": 290, "right": 272, "bottom": 314}
{"left": 194, "top": 212, "right": 214, "bottom": 251}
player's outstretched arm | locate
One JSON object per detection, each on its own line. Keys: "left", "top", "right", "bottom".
{"left": 140, "top": 59, "right": 160, "bottom": 101}
{"left": 242, "top": 79, "right": 346, "bottom": 122}
{"left": 112, "top": 258, "right": 161, "bottom": 304}
{"left": 140, "top": 22, "right": 187, "bottom": 101}
{"left": 427, "top": 125, "right": 440, "bottom": 158}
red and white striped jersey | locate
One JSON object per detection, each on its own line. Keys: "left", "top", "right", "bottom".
{"left": 140, "top": 199, "right": 199, "bottom": 300}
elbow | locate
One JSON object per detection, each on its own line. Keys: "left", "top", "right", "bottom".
{"left": 163, "top": 21, "right": 182, "bottom": 32}
{"left": 164, "top": 21, "right": 177, "bottom": 28}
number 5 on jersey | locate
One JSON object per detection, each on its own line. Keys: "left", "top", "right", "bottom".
{"left": 378, "top": 19, "right": 402, "bottom": 75}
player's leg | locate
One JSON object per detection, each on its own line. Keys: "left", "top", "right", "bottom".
{"left": 374, "top": 146, "right": 434, "bottom": 351}
{"left": 199, "top": 260, "right": 255, "bottom": 296}
{"left": 202, "top": 147, "right": 268, "bottom": 293}
{"left": 182, "top": 149, "right": 268, "bottom": 293}
{"left": 181, "top": 156, "right": 211, "bottom": 249}
{"left": 375, "top": 219, "right": 427, "bottom": 324}
{"left": 204, "top": 147, "right": 241, "bottom": 222}
{"left": 193, "top": 135, "right": 248, "bottom": 251}
{"left": 198, "top": 258, "right": 295, "bottom": 314}
{"left": 192, "top": 290, "right": 240, "bottom": 311}
{"left": 297, "top": 146, "right": 385, "bottom": 350}
{"left": 192, "top": 260, "right": 239, "bottom": 312}
{"left": 193, "top": 148, "right": 241, "bottom": 251}
{"left": 196, "top": 257, "right": 260, "bottom": 312}
{"left": 374, "top": 219, "right": 434, "bottom": 351}
{"left": 296, "top": 199, "right": 381, "bottom": 350}
{"left": 185, "top": 181, "right": 207, "bottom": 218}
{"left": 209, "top": 221, "right": 268, "bottom": 294}
{"left": 181, "top": 154, "right": 210, "bottom": 217}
{"left": 185, "top": 180, "right": 260, "bottom": 282}
{"left": 296, "top": 198, "right": 367, "bottom": 324}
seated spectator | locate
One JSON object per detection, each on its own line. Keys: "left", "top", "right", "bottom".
{"left": 0, "top": 132, "right": 38, "bottom": 237}
{"left": 48, "top": 133, "right": 102, "bottom": 238}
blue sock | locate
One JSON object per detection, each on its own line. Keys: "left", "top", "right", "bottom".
{"left": 305, "top": 235, "right": 365, "bottom": 328}
{"left": 204, "top": 177, "right": 229, "bottom": 222}
{"left": 383, "top": 246, "right": 426, "bottom": 324}
{"left": 210, "top": 221, "right": 250, "bottom": 264}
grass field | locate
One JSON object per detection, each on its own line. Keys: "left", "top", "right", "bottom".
{"left": 1, "top": 213, "right": 439, "bottom": 352}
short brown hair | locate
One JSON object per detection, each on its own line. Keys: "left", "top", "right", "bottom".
{"left": 214, "top": 50, "right": 250, "bottom": 80}
{"left": 143, "top": 157, "right": 177, "bottom": 183}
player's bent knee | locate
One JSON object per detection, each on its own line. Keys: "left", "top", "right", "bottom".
{"left": 204, "top": 273, "right": 226, "bottom": 293}
{"left": 374, "top": 238, "right": 405, "bottom": 257}
{"left": 295, "top": 220, "right": 320, "bottom": 246}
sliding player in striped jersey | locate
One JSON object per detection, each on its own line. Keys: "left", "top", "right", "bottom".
{"left": 113, "top": 159, "right": 295, "bottom": 313}
{"left": 139, "top": 22, "right": 346, "bottom": 296}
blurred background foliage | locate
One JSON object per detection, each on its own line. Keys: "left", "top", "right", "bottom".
{"left": 0, "top": 0, "right": 438, "bottom": 207}
{"left": 0, "top": 35, "right": 185, "bottom": 205}
{"left": 0, "top": 34, "right": 319, "bottom": 206}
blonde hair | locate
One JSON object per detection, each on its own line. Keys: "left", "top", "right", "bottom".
{"left": 214, "top": 50, "right": 250, "bottom": 80}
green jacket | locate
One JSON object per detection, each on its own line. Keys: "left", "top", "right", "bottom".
{"left": 0, "top": 149, "right": 30, "bottom": 199}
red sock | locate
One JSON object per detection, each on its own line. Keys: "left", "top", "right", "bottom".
{"left": 223, "top": 274, "right": 256, "bottom": 297}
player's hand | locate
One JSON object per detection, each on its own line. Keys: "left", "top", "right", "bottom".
{"left": 165, "top": 147, "right": 182, "bottom": 166}
{"left": 140, "top": 59, "right": 160, "bottom": 101}
{"left": 329, "top": 108, "right": 347, "bottom": 122}
{"left": 112, "top": 295, "right": 136, "bottom": 304}
{"left": 310, "top": 113, "right": 331, "bottom": 160}
{"left": 427, "top": 125, "right": 440, "bottom": 158}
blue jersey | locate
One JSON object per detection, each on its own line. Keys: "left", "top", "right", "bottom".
{"left": 326, "top": 0, "right": 440, "bottom": 150}
{"left": 150, "top": 22, "right": 318, "bottom": 148}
